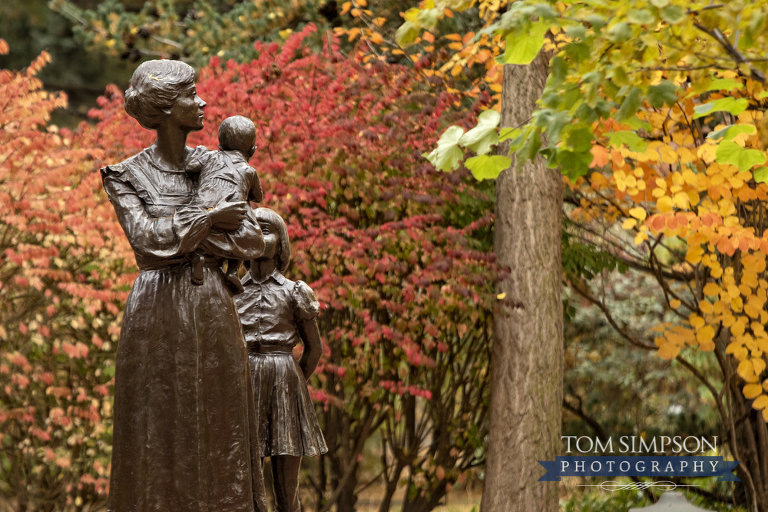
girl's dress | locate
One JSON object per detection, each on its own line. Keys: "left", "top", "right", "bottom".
{"left": 235, "top": 270, "right": 328, "bottom": 457}
{"left": 101, "top": 146, "right": 269, "bottom": 512}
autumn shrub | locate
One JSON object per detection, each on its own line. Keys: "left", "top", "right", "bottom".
{"left": 1, "top": 27, "right": 495, "bottom": 511}
{"left": 0, "top": 42, "right": 123, "bottom": 511}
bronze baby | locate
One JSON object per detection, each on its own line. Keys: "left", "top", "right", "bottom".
{"left": 187, "top": 115, "right": 264, "bottom": 293}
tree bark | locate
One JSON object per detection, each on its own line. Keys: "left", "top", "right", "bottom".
{"left": 480, "top": 54, "right": 563, "bottom": 512}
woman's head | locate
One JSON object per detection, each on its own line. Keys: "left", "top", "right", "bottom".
{"left": 124, "top": 60, "right": 204, "bottom": 131}
{"left": 254, "top": 208, "right": 291, "bottom": 273}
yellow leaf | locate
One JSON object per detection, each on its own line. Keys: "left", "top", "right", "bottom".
{"left": 762, "top": 408, "right": 768, "bottom": 422}
{"left": 629, "top": 207, "right": 647, "bottom": 220}
{"left": 497, "top": 293, "right": 506, "bottom": 300}
{"left": 738, "top": 360, "right": 757, "bottom": 381}
{"left": 341, "top": 2, "right": 352, "bottom": 15}
{"left": 634, "top": 232, "right": 648, "bottom": 245}
{"left": 690, "top": 315, "right": 705, "bottom": 329}
{"left": 670, "top": 299, "right": 682, "bottom": 309}
{"left": 753, "top": 395, "right": 768, "bottom": 410}
{"left": 754, "top": 358, "right": 767, "bottom": 377}
{"left": 622, "top": 218, "right": 637, "bottom": 229}
{"left": 686, "top": 245, "right": 704, "bottom": 264}
{"left": 744, "top": 384, "right": 763, "bottom": 399}
{"left": 703, "top": 283, "right": 721, "bottom": 296}
{"left": 658, "top": 344, "right": 680, "bottom": 360}
{"left": 696, "top": 325, "right": 715, "bottom": 344}
{"left": 657, "top": 196, "right": 674, "bottom": 213}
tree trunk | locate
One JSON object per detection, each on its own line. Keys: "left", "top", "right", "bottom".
{"left": 480, "top": 54, "right": 563, "bottom": 512}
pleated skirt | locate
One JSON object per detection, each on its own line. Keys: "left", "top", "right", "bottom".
{"left": 249, "top": 352, "right": 328, "bottom": 457}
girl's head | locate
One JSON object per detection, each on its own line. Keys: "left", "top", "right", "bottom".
{"left": 254, "top": 208, "right": 291, "bottom": 272}
{"left": 124, "top": 60, "right": 205, "bottom": 131}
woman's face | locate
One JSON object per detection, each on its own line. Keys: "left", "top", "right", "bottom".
{"left": 169, "top": 84, "right": 206, "bottom": 131}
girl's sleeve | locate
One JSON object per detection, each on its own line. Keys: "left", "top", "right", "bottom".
{"left": 102, "top": 166, "right": 211, "bottom": 258}
{"left": 293, "top": 281, "right": 321, "bottom": 322}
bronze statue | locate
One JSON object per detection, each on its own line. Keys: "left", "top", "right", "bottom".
{"left": 235, "top": 208, "right": 327, "bottom": 512}
{"left": 100, "top": 59, "right": 270, "bottom": 512}
{"left": 186, "top": 115, "right": 264, "bottom": 294}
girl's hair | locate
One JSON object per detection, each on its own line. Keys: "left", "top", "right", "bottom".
{"left": 124, "top": 60, "right": 196, "bottom": 130}
{"left": 254, "top": 208, "right": 291, "bottom": 273}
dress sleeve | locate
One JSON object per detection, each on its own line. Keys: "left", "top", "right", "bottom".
{"left": 293, "top": 280, "right": 321, "bottom": 322}
{"left": 201, "top": 209, "right": 267, "bottom": 260}
{"left": 102, "top": 167, "right": 212, "bottom": 259}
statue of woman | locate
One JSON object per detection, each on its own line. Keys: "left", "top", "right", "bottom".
{"left": 100, "top": 59, "right": 269, "bottom": 512}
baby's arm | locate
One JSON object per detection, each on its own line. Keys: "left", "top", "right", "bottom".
{"left": 248, "top": 165, "right": 264, "bottom": 203}
{"left": 298, "top": 319, "right": 322, "bottom": 380}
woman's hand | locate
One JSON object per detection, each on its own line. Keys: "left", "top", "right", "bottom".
{"left": 209, "top": 201, "right": 248, "bottom": 232}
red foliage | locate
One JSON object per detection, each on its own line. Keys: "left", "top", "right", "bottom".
{"left": 1, "top": 27, "right": 495, "bottom": 508}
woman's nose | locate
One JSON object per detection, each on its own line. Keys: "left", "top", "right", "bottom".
{"left": 196, "top": 95, "right": 207, "bottom": 108}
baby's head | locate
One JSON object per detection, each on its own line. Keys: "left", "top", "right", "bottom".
{"left": 218, "top": 115, "right": 256, "bottom": 158}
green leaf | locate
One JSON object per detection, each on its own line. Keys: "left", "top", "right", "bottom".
{"left": 647, "top": 80, "right": 678, "bottom": 108}
{"left": 693, "top": 97, "right": 749, "bottom": 119}
{"left": 423, "top": 126, "right": 465, "bottom": 172}
{"left": 706, "top": 124, "right": 756, "bottom": 141}
{"left": 567, "top": 127, "right": 594, "bottom": 153}
{"left": 625, "top": 117, "right": 652, "bottom": 132}
{"left": 517, "top": 132, "right": 542, "bottom": 165}
{"left": 502, "top": 21, "right": 550, "bottom": 65}
{"left": 660, "top": 5, "right": 685, "bottom": 24}
{"left": 465, "top": 155, "right": 512, "bottom": 181}
{"left": 557, "top": 150, "right": 591, "bottom": 181}
{"left": 707, "top": 78, "right": 744, "bottom": 91}
{"left": 499, "top": 127, "right": 521, "bottom": 142}
{"left": 565, "top": 25, "right": 587, "bottom": 41}
{"left": 754, "top": 167, "right": 768, "bottom": 184}
{"left": 608, "top": 131, "right": 647, "bottom": 152}
{"left": 608, "top": 22, "right": 632, "bottom": 43}
{"left": 395, "top": 21, "right": 420, "bottom": 47}
{"left": 442, "top": 0, "right": 474, "bottom": 12}
{"left": 650, "top": 0, "right": 668, "bottom": 7}
{"left": 616, "top": 87, "right": 643, "bottom": 121}
{"left": 417, "top": 8, "right": 439, "bottom": 31}
{"left": 628, "top": 9, "right": 655, "bottom": 25}
{"left": 715, "top": 140, "right": 766, "bottom": 172}
{"left": 458, "top": 109, "right": 501, "bottom": 155}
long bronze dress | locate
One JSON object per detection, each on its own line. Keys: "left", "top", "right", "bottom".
{"left": 101, "top": 146, "right": 268, "bottom": 512}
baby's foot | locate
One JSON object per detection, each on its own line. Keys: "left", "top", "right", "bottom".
{"left": 225, "top": 270, "right": 244, "bottom": 294}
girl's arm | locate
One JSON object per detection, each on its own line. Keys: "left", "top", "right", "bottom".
{"left": 294, "top": 280, "right": 322, "bottom": 380}
{"left": 298, "top": 319, "right": 322, "bottom": 380}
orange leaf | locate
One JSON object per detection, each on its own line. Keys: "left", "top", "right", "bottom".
{"left": 589, "top": 145, "right": 609, "bottom": 168}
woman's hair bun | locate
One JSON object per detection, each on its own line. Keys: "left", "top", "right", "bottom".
{"left": 123, "top": 60, "right": 197, "bottom": 130}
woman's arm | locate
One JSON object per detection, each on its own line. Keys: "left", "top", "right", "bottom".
{"left": 199, "top": 207, "right": 267, "bottom": 260}
{"left": 298, "top": 319, "right": 322, "bottom": 380}
{"left": 103, "top": 173, "right": 211, "bottom": 259}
